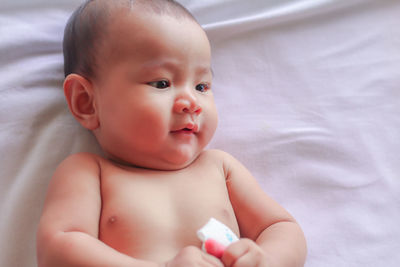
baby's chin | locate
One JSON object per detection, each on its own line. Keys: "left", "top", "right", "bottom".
{"left": 145, "top": 149, "right": 201, "bottom": 171}
{"left": 104, "top": 149, "right": 201, "bottom": 171}
{"left": 160, "top": 154, "right": 200, "bottom": 171}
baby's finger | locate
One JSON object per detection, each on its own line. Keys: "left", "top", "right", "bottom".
{"left": 229, "top": 249, "right": 258, "bottom": 267}
{"left": 201, "top": 250, "right": 224, "bottom": 267}
{"left": 220, "top": 240, "right": 249, "bottom": 267}
{"left": 205, "top": 238, "right": 226, "bottom": 258}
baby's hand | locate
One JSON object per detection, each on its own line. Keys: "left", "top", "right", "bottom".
{"left": 221, "top": 238, "right": 271, "bottom": 267}
{"left": 162, "top": 246, "right": 223, "bottom": 267}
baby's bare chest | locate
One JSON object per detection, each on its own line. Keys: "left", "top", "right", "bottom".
{"left": 97, "top": 162, "right": 239, "bottom": 261}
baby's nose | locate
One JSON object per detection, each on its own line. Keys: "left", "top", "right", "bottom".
{"left": 173, "top": 93, "right": 202, "bottom": 114}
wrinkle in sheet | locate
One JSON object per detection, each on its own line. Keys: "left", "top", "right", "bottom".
{"left": 202, "top": 0, "right": 374, "bottom": 41}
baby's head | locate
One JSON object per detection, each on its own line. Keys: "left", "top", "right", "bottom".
{"left": 63, "top": 0, "right": 197, "bottom": 80}
{"left": 63, "top": 0, "right": 218, "bottom": 170}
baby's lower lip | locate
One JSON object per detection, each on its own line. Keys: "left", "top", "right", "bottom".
{"left": 171, "top": 128, "right": 197, "bottom": 135}
{"left": 171, "top": 129, "right": 194, "bottom": 134}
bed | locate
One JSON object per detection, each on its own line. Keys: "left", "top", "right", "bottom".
{"left": 1, "top": 0, "right": 399, "bottom": 266}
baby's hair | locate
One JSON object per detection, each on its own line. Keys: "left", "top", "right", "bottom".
{"left": 63, "top": 0, "right": 197, "bottom": 79}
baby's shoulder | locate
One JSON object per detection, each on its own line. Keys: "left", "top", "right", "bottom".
{"left": 49, "top": 153, "right": 103, "bottom": 191}
{"left": 198, "top": 149, "right": 225, "bottom": 162}
{"left": 203, "top": 148, "right": 240, "bottom": 159}
{"left": 199, "top": 149, "right": 247, "bottom": 174}
{"left": 197, "top": 149, "right": 238, "bottom": 168}
{"left": 62, "top": 151, "right": 101, "bottom": 163}
{"left": 57, "top": 152, "right": 102, "bottom": 174}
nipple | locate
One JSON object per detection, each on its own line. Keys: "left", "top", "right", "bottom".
{"left": 108, "top": 216, "right": 117, "bottom": 224}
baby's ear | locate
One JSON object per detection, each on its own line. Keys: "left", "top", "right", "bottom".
{"left": 63, "top": 74, "right": 99, "bottom": 130}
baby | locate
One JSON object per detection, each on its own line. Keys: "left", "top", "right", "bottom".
{"left": 37, "top": 0, "right": 307, "bottom": 266}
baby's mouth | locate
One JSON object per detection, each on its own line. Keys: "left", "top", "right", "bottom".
{"left": 171, "top": 128, "right": 194, "bottom": 134}
{"left": 171, "top": 123, "right": 199, "bottom": 134}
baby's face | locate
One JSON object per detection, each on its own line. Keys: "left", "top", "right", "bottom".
{"left": 91, "top": 10, "right": 218, "bottom": 170}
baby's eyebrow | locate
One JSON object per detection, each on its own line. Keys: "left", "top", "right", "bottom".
{"left": 141, "top": 60, "right": 178, "bottom": 71}
{"left": 197, "top": 66, "right": 213, "bottom": 77}
{"left": 141, "top": 59, "right": 213, "bottom": 77}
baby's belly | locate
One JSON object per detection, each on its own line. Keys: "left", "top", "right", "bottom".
{"left": 99, "top": 200, "right": 238, "bottom": 263}
{"left": 99, "top": 213, "right": 200, "bottom": 262}
{"left": 98, "top": 168, "right": 239, "bottom": 263}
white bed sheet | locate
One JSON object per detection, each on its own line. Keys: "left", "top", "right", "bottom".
{"left": 1, "top": 0, "right": 399, "bottom": 266}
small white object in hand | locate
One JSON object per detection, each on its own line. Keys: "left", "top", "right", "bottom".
{"left": 197, "top": 217, "right": 239, "bottom": 251}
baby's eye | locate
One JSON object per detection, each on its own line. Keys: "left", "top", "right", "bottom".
{"left": 195, "top": 83, "right": 210, "bottom": 92}
{"left": 148, "top": 80, "right": 170, "bottom": 89}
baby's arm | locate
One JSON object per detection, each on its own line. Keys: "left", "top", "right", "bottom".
{"left": 36, "top": 153, "right": 159, "bottom": 267}
{"left": 218, "top": 150, "right": 307, "bottom": 267}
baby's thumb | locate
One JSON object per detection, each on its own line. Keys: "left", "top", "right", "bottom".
{"left": 204, "top": 238, "right": 226, "bottom": 259}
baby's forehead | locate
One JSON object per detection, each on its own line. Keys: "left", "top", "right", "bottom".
{"left": 83, "top": 0, "right": 206, "bottom": 73}
{"left": 103, "top": 7, "right": 202, "bottom": 48}
{"left": 99, "top": 2, "right": 197, "bottom": 42}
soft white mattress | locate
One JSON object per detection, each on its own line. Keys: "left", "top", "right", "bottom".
{"left": 1, "top": 0, "right": 399, "bottom": 266}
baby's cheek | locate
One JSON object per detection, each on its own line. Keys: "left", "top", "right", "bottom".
{"left": 201, "top": 117, "right": 218, "bottom": 145}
